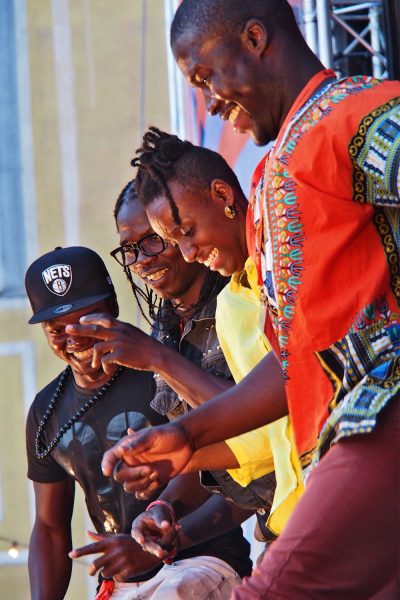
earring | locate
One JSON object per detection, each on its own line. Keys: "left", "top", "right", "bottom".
{"left": 224, "top": 204, "right": 237, "bottom": 219}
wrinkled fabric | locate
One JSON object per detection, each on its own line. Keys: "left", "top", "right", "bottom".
{"left": 232, "top": 399, "right": 399, "bottom": 599}
{"left": 112, "top": 556, "right": 242, "bottom": 600}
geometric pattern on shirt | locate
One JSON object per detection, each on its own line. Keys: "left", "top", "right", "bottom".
{"left": 315, "top": 353, "right": 400, "bottom": 460}
{"left": 348, "top": 97, "right": 400, "bottom": 305}
{"left": 262, "top": 76, "right": 379, "bottom": 373}
{"left": 349, "top": 96, "right": 400, "bottom": 205}
{"left": 316, "top": 318, "right": 400, "bottom": 407}
{"left": 373, "top": 207, "right": 400, "bottom": 306}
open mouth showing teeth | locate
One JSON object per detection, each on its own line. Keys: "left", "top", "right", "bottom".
{"left": 144, "top": 268, "right": 168, "bottom": 282}
{"left": 72, "top": 348, "right": 94, "bottom": 360}
{"left": 203, "top": 248, "right": 219, "bottom": 268}
{"left": 227, "top": 105, "right": 241, "bottom": 124}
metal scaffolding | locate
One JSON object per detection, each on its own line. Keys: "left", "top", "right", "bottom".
{"left": 299, "top": 0, "right": 400, "bottom": 79}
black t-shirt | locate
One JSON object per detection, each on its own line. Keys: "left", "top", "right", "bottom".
{"left": 27, "top": 367, "right": 166, "bottom": 582}
{"left": 27, "top": 368, "right": 164, "bottom": 532}
{"left": 27, "top": 366, "right": 252, "bottom": 580}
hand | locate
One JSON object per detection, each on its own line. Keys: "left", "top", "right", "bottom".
{"left": 114, "top": 459, "right": 197, "bottom": 500}
{"left": 101, "top": 424, "right": 194, "bottom": 495}
{"left": 131, "top": 505, "right": 181, "bottom": 559}
{"left": 68, "top": 530, "right": 161, "bottom": 581}
{"left": 113, "top": 428, "right": 160, "bottom": 500}
{"left": 65, "top": 313, "right": 162, "bottom": 374}
{"left": 114, "top": 462, "right": 161, "bottom": 500}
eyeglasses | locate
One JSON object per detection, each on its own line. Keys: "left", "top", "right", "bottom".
{"left": 110, "top": 234, "right": 168, "bottom": 266}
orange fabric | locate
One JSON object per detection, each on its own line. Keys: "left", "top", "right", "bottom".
{"left": 247, "top": 70, "right": 400, "bottom": 460}
{"left": 95, "top": 579, "right": 114, "bottom": 600}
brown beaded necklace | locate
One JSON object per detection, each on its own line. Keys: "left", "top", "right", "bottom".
{"left": 35, "top": 365, "right": 124, "bottom": 459}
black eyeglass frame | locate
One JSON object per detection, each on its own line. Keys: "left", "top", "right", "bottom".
{"left": 110, "top": 233, "right": 168, "bottom": 266}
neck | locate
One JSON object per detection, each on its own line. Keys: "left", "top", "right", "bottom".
{"left": 274, "top": 37, "right": 325, "bottom": 130}
{"left": 171, "top": 268, "right": 208, "bottom": 311}
{"left": 71, "top": 365, "right": 117, "bottom": 390}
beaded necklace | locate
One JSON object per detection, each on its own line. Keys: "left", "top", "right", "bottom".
{"left": 35, "top": 365, "right": 124, "bottom": 459}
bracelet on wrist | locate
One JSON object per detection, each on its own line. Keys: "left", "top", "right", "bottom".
{"left": 145, "top": 499, "right": 176, "bottom": 524}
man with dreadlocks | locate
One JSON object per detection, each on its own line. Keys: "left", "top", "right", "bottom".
{"left": 68, "top": 129, "right": 304, "bottom": 575}
{"left": 125, "top": 129, "right": 302, "bottom": 559}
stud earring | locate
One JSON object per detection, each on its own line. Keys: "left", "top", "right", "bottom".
{"left": 224, "top": 205, "right": 237, "bottom": 219}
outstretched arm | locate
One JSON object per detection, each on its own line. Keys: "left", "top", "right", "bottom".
{"left": 66, "top": 314, "right": 233, "bottom": 409}
{"left": 102, "top": 351, "right": 286, "bottom": 487}
{"left": 29, "top": 479, "right": 75, "bottom": 600}
{"left": 179, "top": 495, "right": 252, "bottom": 551}
{"left": 182, "top": 350, "right": 287, "bottom": 448}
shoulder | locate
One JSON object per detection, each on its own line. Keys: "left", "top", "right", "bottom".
{"left": 321, "top": 76, "right": 400, "bottom": 135}
{"left": 27, "top": 370, "right": 67, "bottom": 422}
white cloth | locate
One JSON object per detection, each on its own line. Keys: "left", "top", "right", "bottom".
{"left": 110, "top": 556, "right": 242, "bottom": 599}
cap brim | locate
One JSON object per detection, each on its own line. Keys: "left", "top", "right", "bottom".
{"left": 28, "top": 292, "right": 114, "bottom": 324}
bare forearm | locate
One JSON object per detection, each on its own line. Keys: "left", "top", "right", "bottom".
{"left": 158, "top": 472, "right": 211, "bottom": 520}
{"left": 187, "top": 442, "right": 240, "bottom": 472}
{"left": 178, "top": 496, "right": 251, "bottom": 550}
{"left": 177, "top": 352, "right": 287, "bottom": 449}
{"left": 29, "top": 524, "right": 72, "bottom": 600}
{"left": 154, "top": 345, "right": 233, "bottom": 408}
{"left": 68, "top": 316, "right": 233, "bottom": 408}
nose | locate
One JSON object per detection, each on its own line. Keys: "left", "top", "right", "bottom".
{"left": 203, "top": 88, "right": 222, "bottom": 117}
{"left": 131, "top": 249, "right": 156, "bottom": 271}
{"left": 180, "top": 240, "right": 198, "bottom": 263}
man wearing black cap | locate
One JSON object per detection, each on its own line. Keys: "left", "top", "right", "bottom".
{"left": 25, "top": 246, "right": 252, "bottom": 600}
{"left": 25, "top": 246, "right": 171, "bottom": 599}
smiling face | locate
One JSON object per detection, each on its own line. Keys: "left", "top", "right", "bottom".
{"left": 116, "top": 199, "right": 206, "bottom": 305}
{"left": 172, "top": 28, "right": 284, "bottom": 146}
{"left": 146, "top": 179, "right": 248, "bottom": 277}
{"left": 42, "top": 299, "right": 117, "bottom": 389}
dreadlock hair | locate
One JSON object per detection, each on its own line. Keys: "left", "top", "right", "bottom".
{"left": 132, "top": 126, "right": 244, "bottom": 227}
{"left": 113, "top": 179, "right": 162, "bottom": 327}
{"left": 170, "top": 0, "right": 300, "bottom": 49}
{"left": 114, "top": 176, "right": 229, "bottom": 332}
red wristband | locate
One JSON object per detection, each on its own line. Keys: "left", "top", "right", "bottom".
{"left": 162, "top": 544, "right": 178, "bottom": 565}
{"left": 145, "top": 499, "right": 176, "bottom": 523}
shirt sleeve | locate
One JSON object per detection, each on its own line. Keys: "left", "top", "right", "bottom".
{"left": 351, "top": 99, "right": 400, "bottom": 206}
{"left": 224, "top": 426, "right": 275, "bottom": 487}
{"left": 26, "top": 400, "right": 69, "bottom": 483}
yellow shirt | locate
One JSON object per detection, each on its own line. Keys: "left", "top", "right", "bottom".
{"left": 216, "top": 257, "right": 304, "bottom": 534}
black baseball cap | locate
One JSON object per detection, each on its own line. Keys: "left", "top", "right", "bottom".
{"left": 25, "top": 246, "right": 116, "bottom": 324}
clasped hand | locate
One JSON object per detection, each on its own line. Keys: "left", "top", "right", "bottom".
{"left": 102, "top": 426, "right": 194, "bottom": 499}
{"left": 131, "top": 503, "right": 181, "bottom": 559}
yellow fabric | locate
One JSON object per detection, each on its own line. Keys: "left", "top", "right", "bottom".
{"left": 225, "top": 428, "right": 275, "bottom": 485}
{"left": 216, "top": 257, "right": 304, "bottom": 534}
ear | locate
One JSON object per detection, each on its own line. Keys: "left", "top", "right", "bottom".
{"left": 210, "top": 179, "right": 234, "bottom": 207}
{"left": 241, "top": 19, "right": 268, "bottom": 55}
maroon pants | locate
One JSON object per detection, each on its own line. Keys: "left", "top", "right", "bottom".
{"left": 233, "top": 399, "right": 400, "bottom": 599}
